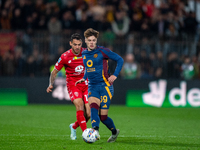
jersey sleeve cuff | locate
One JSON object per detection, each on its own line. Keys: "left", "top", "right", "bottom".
{"left": 54, "top": 67, "right": 60, "bottom": 71}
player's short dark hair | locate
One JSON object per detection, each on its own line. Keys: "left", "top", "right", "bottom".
{"left": 70, "top": 33, "right": 82, "bottom": 41}
{"left": 84, "top": 28, "right": 99, "bottom": 38}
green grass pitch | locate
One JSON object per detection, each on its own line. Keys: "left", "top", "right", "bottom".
{"left": 0, "top": 105, "right": 200, "bottom": 150}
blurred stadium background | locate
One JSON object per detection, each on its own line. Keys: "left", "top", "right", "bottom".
{"left": 0, "top": 1, "right": 200, "bottom": 149}
{"left": 0, "top": 0, "right": 200, "bottom": 106}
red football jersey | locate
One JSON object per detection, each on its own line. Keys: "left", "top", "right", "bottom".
{"left": 55, "top": 48, "right": 86, "bottom": 86}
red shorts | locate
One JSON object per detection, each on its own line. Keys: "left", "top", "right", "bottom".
{"left": 67, "top": 84, "right": 88, "bottom": 104}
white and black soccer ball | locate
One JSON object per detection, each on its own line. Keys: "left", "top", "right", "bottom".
{"left": 82, "top": 128, "right": 98, "bottom": 143}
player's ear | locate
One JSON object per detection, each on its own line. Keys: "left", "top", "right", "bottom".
{"left": 69, "top": 41, "right": 72, "bottom": 46}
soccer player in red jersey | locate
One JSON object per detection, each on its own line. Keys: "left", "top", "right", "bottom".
{"left": 46, "top": 33, "right": 90, "bottom": 140}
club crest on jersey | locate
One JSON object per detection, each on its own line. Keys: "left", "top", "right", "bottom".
{"left": 94, "top": 54, "right": 98, "bottom": 58}
{"left": 74, "top": 92, "right": 79, "bottom": 97}
{"left": 58, "top": 58, "right": 61, "bottom": 63}
{"left": 73, "top": 56, "right": 82, "bottom": 60}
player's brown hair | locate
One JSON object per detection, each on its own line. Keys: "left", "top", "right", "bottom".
{"left": 84, "top": 28, "right": 99, "bottom": 38}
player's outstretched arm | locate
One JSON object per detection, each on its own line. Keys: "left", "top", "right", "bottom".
{"left": 75, "top": 78, "right": 85, "bottom": 86}
{"left": 46, "top": 69, "right": 59, "bottom": 93}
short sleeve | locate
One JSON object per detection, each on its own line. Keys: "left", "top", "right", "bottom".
{"left": 54, "top": 55, "right": 64, "bottom": 71}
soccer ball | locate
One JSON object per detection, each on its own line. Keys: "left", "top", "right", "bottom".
{"left": 82, "top": 128, "right": 98, "bottom": 143}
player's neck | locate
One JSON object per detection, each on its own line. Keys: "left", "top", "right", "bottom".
{"left": 88, "top": 46, "right": 96, "bottom": 51}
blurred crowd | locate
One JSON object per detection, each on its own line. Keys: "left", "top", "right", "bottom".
{"left": 0, "top": 0, "right": 200, "bottom": 80}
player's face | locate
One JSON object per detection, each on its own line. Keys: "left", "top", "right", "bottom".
{"left": 85, "top": 36, "right": 97, "bottom": 51}
{"left": 70, "top": 39, "right": 82, "bottom": 55}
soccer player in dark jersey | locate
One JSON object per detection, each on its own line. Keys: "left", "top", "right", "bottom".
{"left": 46, "top": 33, "right": 90, "bottom": 140}
{"left": 76, "top": 28, "right": 124, "bottom": 142}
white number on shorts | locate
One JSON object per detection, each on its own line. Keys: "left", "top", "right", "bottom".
{"left": 84, "top": 95, "right": 88, "bottom": 102}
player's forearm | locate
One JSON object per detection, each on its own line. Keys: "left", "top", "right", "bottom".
{"left": 113, "top": 57, "right": 124, "bottom": 77}
{"left": 49, "top": 69, "right": 58, "bottom": 86}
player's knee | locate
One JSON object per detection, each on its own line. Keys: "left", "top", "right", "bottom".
{"left": 87, "top": 112, "right": 91, "bottom": 119}
{"left": 100, "top": 115, "right": 107, "bottom": 122}
{"left": 90, "top": 103, "right": 99, "bottom": 109}
{"left": 75, "top": 103, "right": 84, "bottom": 111}
{"left": 86, "top": 115, "right": 90, "bottom": 121}
{"left": 85, "top": 110, "right": 91, "bottom": 119}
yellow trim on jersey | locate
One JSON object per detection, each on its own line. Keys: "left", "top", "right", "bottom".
{"left": 105, "top": 86, "right": 112, "bottom": 100}
{"left": 102, "top": 70, "right": 110, "bottom": 86}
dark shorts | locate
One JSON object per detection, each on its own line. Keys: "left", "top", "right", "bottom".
{"left": 88, "top": 85, "right": 114, "bottom": 109}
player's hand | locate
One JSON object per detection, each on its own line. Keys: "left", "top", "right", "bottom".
{"left": 108, "top": 75, "right": 117, "bottom": 84}
{"left": 46, "top": 85, "right": 53, "bottom": 93}
{"left": 75, "top": 78, "right": 85, "bottom": 86}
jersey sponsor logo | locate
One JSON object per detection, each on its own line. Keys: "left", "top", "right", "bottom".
{"left": 86, "top": 60, "right": 95, "bottom": 72}
{"left": 73, "top": 56, "right": 82, "bottom": 60}
{"left": 102, "top": 104, "right": 107, "bottom": 108}
{"left": 58, "top": 58, "right": 61, "bottom": 63}
{"left": 83, "top": 56, "right": 86, "bottom": 59}
{"left": 91, "top": 120, "right": 96, "bottom": 123}
{"left": 86, "top": 60, "right": 93, "bottom": 67}
{"left": 87, "top": 68, "right": 95, "bottom": 72}
{"left": 75, "top": 65, "right": 84, "bottom": 73}
{"left": 94, "top": 54, "right": 98, "bottom": 58}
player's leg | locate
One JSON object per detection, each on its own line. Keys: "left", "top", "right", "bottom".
{"left": 88, "top": 86, "right": 101, "bottom": 139}
{"left": 68, "top": 87, "right": 78, "bottom": 140}
{"left": 68, "top": 86, "right": 87, "bottom": 140}
{"left": 73, "top": 98, "right": 87, "bottom": 132}
{"left": 88, "top": 96, "right": 101, "bottom": 140}
{"left": 99, "top": 85, "right": 120, "bottom": 142}
{"left": 83, "top": 88, "right": 90, "bottom": 123}
{"left": 84, "top": 103, "right": 90, "bottom": 123}
{"left": 100, "top": 109, "right": 120, "bottom": 142}
{"left": 69, "top": 98, "right": 86, "bottom": 140}
{"left": 89, "top": 96, "right": 100, "bottom": 131}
